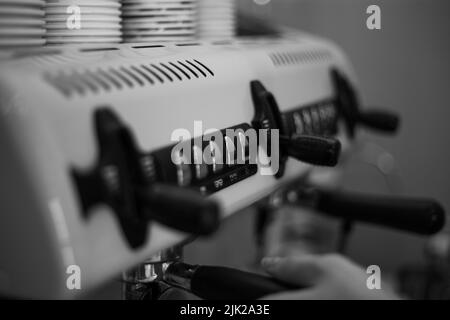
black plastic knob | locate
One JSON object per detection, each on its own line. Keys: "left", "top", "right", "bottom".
{"left": 280, "top": 135, "right": 341, "bottom": 167}
{"left": 164, "top": 262, "right": 296, "bottom": 300}
{"left": 332, "top": 69, "right": 401, "bottom": 136}
{"left": 293, "top": 187, "right": 446, "bottom": 235}
{"left": 358, "top": 109, "right": 400, "bottom": 133}
{"left": 139, "top": 184, "right": 221, "bottom": 236}
{"left": 73, "top": 108, "right": 223, "bottom": 249}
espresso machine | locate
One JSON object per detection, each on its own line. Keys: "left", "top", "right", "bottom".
{"left": 118, "top": 66, "right": 444, "bottom": 301}
{"left": 0, "top": 20, "right": 445, "bottom": 299}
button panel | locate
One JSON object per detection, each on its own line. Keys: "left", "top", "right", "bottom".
{"left": 150, "top": 123, "right": 258, "bottom": 195}
{"left": 283, "top": 100, "right": 338, "bottom": 137}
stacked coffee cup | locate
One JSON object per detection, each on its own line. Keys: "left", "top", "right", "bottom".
{"left": 122, "top": 0, "right": 197, "bottom": 43}
{"left": 0, "top": 0, "right": 46, "bottom": 48}
{"left": 45, "top": 0, "right": 122, "bottom": 45}
{"left": 197, "top": 0, "right": 235, "bottom": 40}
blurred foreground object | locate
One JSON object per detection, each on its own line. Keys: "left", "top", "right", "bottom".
{"left": 399, "top": 233, "right": 450, "bottom": 299}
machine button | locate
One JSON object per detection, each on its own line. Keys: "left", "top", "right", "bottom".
{"left": 293, "top": 112, "right": 304, "bottom": 135}
{"left": 224, "top": 136, "right": 235, "bottom": 166}
{"left": 310, "top": 107, "right": 321, "bottom": 134}
{"left": 174, "top": 150, "right": 192, "bottom": 187}
{"left": 301, "top": 109, "right": 313, "bottom": 134}
{"left": 209, "top": 141, "right": 224, "bottom": 173}
{"left": 238, "top": 132, "right": 249, "bottom": 164}
{"left": 193, "top": 145, "right": 208, "bottom": 180}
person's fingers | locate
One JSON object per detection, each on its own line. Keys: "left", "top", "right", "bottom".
{"left": 262, "top": 254, "right": 402, "bottom": 300}
{"left": 261, "top": 255, "right": 322, "bottom": 287}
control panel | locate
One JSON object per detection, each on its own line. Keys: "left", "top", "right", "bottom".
{"left": 283, "top": 100, "right": 338, "bottom": 138}
{"left": 70, "top": 76, "right": 345, "bottom": 250}
{"left": 0, "top": 34, "right": 382, "bottom": 298}
{"left": 150, "top": 123, "right": 258, "bottom": 195}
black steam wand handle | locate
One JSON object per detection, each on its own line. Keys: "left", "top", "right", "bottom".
{"left": 251, "top": 80, "right": 343, "bottom": 169}
{"left": 331, "top": 69, "right": 401, "bottom": 135}
{"left": 164, "top": 262, "right": 296, "bottom": 300}
{"left": 304, "top": 189, "right": 446, "bottom": 235}
{"left": 280, "top": 135, "right": 341, "bottom": 167}
{"left": 358, "top": 109, "right": 400, "bottom": 134}
{"left": 138, "top": 184, "right": 221, "bottom": 236}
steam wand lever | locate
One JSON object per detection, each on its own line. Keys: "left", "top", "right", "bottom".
{"left": 292, "top": 188, "right": 446, "bottom": 235}
{"left": 73, "top": 108, "right": 222, "bottom": 249}
{"left": 251, "top": 80, "right": 342, "bottom": 172}
{"left": 280, "top": 135, "right": 341, "bottom": 167}
{"left": 163, "top": 262, "right": 297, "bottom": 300}
{"left": 138, "top": 184, "right": 221, "bottom": 236}
{"left": 332, "top": 69, "right": 400, "bottom": 136}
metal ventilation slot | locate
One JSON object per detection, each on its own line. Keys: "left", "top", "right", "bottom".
{"left": 85, "top": 70, "right": 111, "bottom": 92}
{"left": 270, "top": 50, "right": 332, "bottom": 67}
{"left": 141, "top": 64, "right": 164, "bottom": 83}
{"left": 133, "top": 44, "right": 165, "bottom": 49}
{"left": 193, "top": 59, "right": 214, "bottom": 76}
{"left": 160, "top": 63, "right": 182, "bottom": 81}
{"left": 151, "top": 63, "right": 173, "bottom": 82}
{"left": 59, "top": 72, "right": 85, "bottom": 95}
{"left": 178, "top": 61, "right": 199, "bottom": 78}
{"left": 108, "top": 68, "right": 135, "bottom": 88}
{"left": 97, "top": 68, "right": 123, "bottom": 90}
{"left": 186, "top": 60, "right": 206, "bottom": 77}
{"left": 73, "top": 71, "right": 99, "bottom": 93}
{"left": 43, "top": 59, "right": 215, "bottom": 97}
{"left": 176, "top": 43, "right": 200, "bottom": 47}
{"left": 169, "top": 62, "right": 191, "bottom": 80}
{"left": 130, "top": 65, "right": 154, "bottom": 85}
{"left": 120, "top": 66, "right": 145, "bottom": 87}
{"left": 80, "top": 47, "right": 118, "bottom": 53}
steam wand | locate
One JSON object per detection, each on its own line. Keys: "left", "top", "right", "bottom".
{"left": 286, "top": 187, "right": 446, "bottom": 235}
{"left": 162, "top": 262, "right": 297, "bottom": 300}
{"left": 332, "top": 69, "right": 400, "bottom": 136}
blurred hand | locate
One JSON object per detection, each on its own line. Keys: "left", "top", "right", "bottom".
{"left": 262, "top": 206, "right": 341, "bottom": 258}
{"left": 261, "top": 254, "right": 399, "bottom": 300}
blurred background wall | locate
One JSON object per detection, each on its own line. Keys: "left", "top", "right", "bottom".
{"left": 186, "top": 0, "right": 450, "bottom": 275}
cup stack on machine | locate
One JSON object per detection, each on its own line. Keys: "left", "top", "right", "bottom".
{"left": 44, "top": 0, "right": 122, "bottom": 45}
{"left": 0, "top": 0, "right": 46, "bottom": 48}
{"left": 122, "top": 0, "right": 198, "bottom": 43}
{"left": 197, "top": 0, "right": 236, "bottom": 40}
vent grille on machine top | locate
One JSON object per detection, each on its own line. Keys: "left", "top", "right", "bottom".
{"left": 43, "top": 59, "right": 215, "bottom": 98}
{"left": 269, "top": 49, "right": 332, "bottom": 67}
